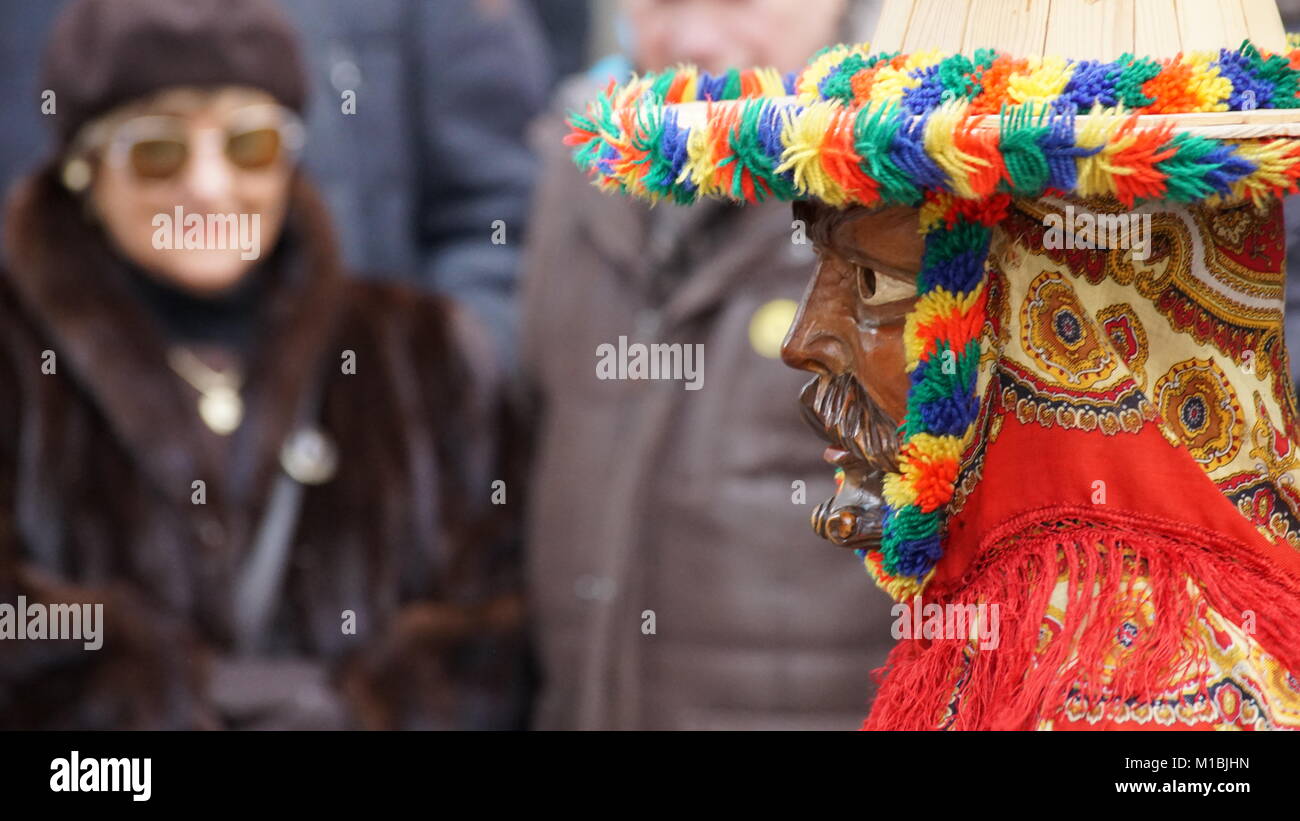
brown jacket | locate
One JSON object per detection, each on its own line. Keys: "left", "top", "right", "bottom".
{"left": 0, "top": 166, "right": 528, "bottom": 729}
{"left": 520, "top": 89, "right": 897, "bottom": 730}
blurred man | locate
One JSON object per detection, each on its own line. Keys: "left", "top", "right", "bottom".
{"left": 521, "top": 0, "right": 896, "bottom": 729}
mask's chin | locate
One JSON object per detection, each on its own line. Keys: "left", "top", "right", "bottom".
{"left": 811, "top": 460, "right": 886, "bottom": 550}
{"left": 798, "top": 375, "right": 897, "bottom": 550}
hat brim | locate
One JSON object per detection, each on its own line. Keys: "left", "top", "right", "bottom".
{"left": 569, "top": 44, "right": 1300, "bottom": 209}
{"left": 668, "top": 97, "right": 1300, "bottom": 137}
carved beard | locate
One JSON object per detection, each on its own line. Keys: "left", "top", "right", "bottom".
{"left": 798, "top": 374, "right": 901, "bottom": 549}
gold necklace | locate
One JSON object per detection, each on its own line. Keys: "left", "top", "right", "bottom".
{"left": 167, "top": 347, "right": 244, "bottom": 435}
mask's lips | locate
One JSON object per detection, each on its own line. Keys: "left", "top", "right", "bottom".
{"left": 822, "top": 446, "right": 853, "bottom": 467}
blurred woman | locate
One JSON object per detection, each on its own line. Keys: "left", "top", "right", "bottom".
{"left": 0, "top": 0, "right": 527, "bottom": 729}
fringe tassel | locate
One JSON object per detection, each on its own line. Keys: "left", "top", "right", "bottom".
{"left": 864, "top": 507, "right": 1300, "bottom": 730}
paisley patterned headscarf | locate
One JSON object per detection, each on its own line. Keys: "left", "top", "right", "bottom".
{"left": 866, "top": 196, "right": 1300, "bottom": 729}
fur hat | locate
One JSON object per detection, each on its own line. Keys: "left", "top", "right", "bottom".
{"left": 41, "top": 0, "right": 307, "bottom": 148}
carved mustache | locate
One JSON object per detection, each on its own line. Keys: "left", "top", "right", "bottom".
{"left": 799, "top": 374, "right": 901, "bottom": 473}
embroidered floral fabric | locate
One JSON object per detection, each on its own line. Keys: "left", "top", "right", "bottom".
{"left": 972, "top": 197, "right": 1300, "bottom": 546}
{"left": 864, "top": 198, "right": 1300, "bottom": 730}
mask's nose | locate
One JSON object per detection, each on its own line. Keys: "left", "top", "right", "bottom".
{"left": 781, "top": 256, "right": 860, "bottom": 376}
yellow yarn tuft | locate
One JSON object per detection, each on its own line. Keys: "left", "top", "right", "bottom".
{"left": 879, "top": 572, "right": 930, "bottom": 601}
{"left": 882, "top": 471, "right": 918, "bottom": 508}
{"left": 904, "top": 291, "right": 953, "bottom": 366}
{"left": 1178, "top": 53, "right": 1232, "bottom": 112}
{"left": 902, "top": 283, "right": 987, "bottom": 365}
{"left": 868, "top": 51, "right": 942, "bottom": 105}
{"left": 1229, "top": 140, "right": 1300, "bottom": 205}
{"left": 755, "top": 66, "right": 788, "bottom": 97}
{"left": 1007, "top": 56, "right": 1074, "bottom": 106}
{"left": 918, "top": 191, "right": 953, "bottom": 232}
{"left": 776, "top": 102, "right": 851, "bottom": 206}
{"left": 923, "top": 101, "right": 989, "bottom": 199}
{"left": 1075, "top": 107, "right": 1131, "bottom": 198}
{"left": 678, "top": 69, "right": 699, "bottom": 103}
{"left": 680, "top": 115, "right": 723, "bottom": 196}
{"left": 901, "top": 432, "right": 966, "bottom": 467}
{"left": 902, "top": 49, "right": 945, "bottom": 72}
{"left": 611, "top": 77, "right": 651, "bottom": 109}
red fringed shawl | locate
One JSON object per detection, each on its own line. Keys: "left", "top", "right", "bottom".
{"left": 865, "top": 197, "right": 1300, "bottom": 730}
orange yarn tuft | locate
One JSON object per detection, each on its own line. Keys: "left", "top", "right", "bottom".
{"left": 970, "top": 56, "right": 1028, "bottom": 115}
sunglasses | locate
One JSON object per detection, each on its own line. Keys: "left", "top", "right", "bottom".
{"left": 83, "top": 104, "right": 305, "bottom": 181}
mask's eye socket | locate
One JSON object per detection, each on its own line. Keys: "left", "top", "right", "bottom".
{"left": 854, "top": 263, "right": 918, "bottom": 307}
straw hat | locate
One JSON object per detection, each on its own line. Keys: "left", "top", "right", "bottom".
{"left": 566, "top": 0, "right": 1300, "bottom": 599}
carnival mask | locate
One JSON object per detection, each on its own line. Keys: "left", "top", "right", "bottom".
{"left": 783, "top": 201, "right": 925, "bottom": 549}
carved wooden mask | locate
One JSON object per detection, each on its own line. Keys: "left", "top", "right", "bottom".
{"left": 782, "top": 200, "right": 925, "bottom": 550}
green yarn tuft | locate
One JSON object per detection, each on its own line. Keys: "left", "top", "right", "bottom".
{"left": 999, "top": 105, "right": 1052, "bottom": 194}
{"left": 854, "top": 104, "right": 922, "bottom": 204}
{"left": 650, "top": 70, "right": 676, "bottom": 100}
{"left": 821, "top": 54, "right": 868, "bottom": 104}
{"left": 918, "top": 221, "right": 991, "bottom": 289}
{"left": 1114, "top": 55, "right": 1161, "bottom": 110}
{"left": 1247, "top": 45, "right": 1300, "bottom": 109}
{"left": 721, "top": 68, "right": 742, "bottom": 100}
{"left": 901, "top": 339, "right": 981, "bottom": 438}
{"left": 879, "top": 503, "right": 939, "bottom": 570}
{"left": 937, "top": 54, "right": 981, "bottom": 101}
{"left": 719, "top": 101, "right": 798, "bottom": 202}
{"left": 1156, "top": 132, "right": 1237, "bottom": 202}
{"left": 636, "top": 106, "right": 678, "bottom": 199}
{"left": 971, "top": 48, "right": 998, "bottom": 71}
{"left": 567, "top": 92, "right": 619, "bottom": 174}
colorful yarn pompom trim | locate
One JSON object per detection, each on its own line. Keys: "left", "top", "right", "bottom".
{"left": 568, "top": 95, "right": 1300, "bottom": 211}
{"left": 568, "top": 41, "right": 1300, "bottom": 211}
{"left": 866, "top": 192, "right": 1006, "bottom": 599}
{"left": 565, "top": 40, "right": 1300, "bottom": 599}
{"left": 798, "top": 41, "right": 1300, "bottom": 115}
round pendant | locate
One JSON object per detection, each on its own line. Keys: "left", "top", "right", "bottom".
{"left": 280, "top": 427, "right": 338, "bottom": 485}
{"left": 199, "top": 387, "right": 244, "bottom": 435}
